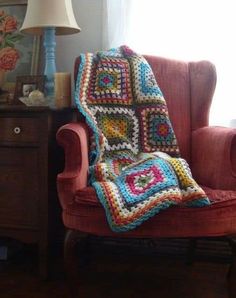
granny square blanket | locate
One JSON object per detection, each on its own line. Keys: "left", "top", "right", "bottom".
{"left": 75, "top": 46, "right": 210, "bottom": 232}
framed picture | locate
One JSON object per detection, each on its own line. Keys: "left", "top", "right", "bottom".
{"left": 0, "top": 0, "right": 41, "bottom": 103}
{"left": 14, "top": 75, "right": 45, "bottom": 99}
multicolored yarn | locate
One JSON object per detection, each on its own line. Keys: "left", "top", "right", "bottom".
{"left": 75, "top": 46, "right": 210, "bottom": 232}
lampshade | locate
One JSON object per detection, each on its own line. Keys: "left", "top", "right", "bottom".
{"left": 20, "top": 0, "right": 81, "bottom": 35}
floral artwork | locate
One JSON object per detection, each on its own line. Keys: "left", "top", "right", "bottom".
{"left": 0, "top": 11, "right": 22, "bottom": 70}
{"left": 0, "top": 2, "right": 40, "bottom": 102}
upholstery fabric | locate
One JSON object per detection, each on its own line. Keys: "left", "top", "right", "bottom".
{"left": 59, "top": 186, "right": 236, "bottom": 238}
{"left": 192, "top": 126, "right": 236, "bottom": 190}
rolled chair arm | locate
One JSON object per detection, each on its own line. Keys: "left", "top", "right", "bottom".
{"left": 191, "top": 126, "right": 236, "bottom": 190}
{"left": 56, "top": 122, "right": 89, "bottom": 209}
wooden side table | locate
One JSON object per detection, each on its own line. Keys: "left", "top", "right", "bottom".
{"left": 0, "top": 105, "right": 76, "bottom": 278}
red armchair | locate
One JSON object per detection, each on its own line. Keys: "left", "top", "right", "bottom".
{"left": 57, "top": 55, "right": 236, "bottom": 297}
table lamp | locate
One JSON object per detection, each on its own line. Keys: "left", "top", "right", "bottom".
{"left": 20, "top": 0, "right": 81, "bottom": 97}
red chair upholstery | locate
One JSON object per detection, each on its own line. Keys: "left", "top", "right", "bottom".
{"left": 57, "top": 55, "right": 236, "bottom": 297}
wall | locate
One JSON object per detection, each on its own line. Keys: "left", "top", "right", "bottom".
{"left": 56, "top": 0, "right": 104, "bottom": 80}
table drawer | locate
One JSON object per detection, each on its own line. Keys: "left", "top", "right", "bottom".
{"left": 0, "top": 117, "right": 39, "bottom": 143}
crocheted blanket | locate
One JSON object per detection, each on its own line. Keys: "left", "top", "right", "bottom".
{"left": 75, "top": 46, "right": 210, "bottom": 232}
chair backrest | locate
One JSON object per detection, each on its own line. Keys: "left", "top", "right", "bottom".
{"left": 74, "top": 55, "right": 216, "bottom": 163}
{"left": 144, "top": 55, "right": 216, "bottom": 163}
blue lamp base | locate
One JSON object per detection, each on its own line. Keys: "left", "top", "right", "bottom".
{"left": 43, "top": 27, "right": 56, "bottom": 97}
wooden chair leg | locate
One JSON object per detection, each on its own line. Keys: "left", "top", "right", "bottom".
{"left": 64, "top": 229, "right": 88, "bottom": 298}
{"left": 227, "top": 236, "right": 236, "bottom": 298}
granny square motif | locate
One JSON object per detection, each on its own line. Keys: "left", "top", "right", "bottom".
{"left": 90, "top": 107, "right": 139, "bottom": 154}
{"left": 87, "top": 57, "right": 133, "bottom": 105}
{"left": 130, "top": 56, "right": 165, "bottom": 104}
{"left": 137, "top": 105, "right": 179, "bottom": 155}
{"left": 115, "top": 158, "right": 178, "bottom": 205}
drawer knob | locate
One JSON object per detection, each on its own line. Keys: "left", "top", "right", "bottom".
{"left": 13, "top": 127, "right": 21, "bottom": 134}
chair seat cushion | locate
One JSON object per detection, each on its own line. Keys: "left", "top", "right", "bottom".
{"left": 62, "top": 186, "right": 236, "bottom": 238}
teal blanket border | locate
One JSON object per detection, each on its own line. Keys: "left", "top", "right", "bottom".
{"left": 74, "top": 54, "right": 101, "bottom": 165}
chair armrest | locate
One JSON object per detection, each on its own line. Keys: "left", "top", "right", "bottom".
{"left": 191, "top": 126, "right": 236, "bottom": 190}
{"left": 56, "top": 122, "right": 89, "bottom": 208}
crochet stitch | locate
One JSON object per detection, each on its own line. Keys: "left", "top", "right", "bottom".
{"left": 75, "top": 46, "right": 210, "bottom": 232}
